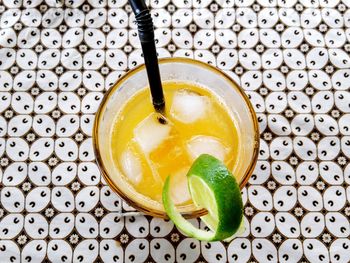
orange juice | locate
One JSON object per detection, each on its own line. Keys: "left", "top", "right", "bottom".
{"left": 111, "top": 81, "right": 238, "bottom": 205}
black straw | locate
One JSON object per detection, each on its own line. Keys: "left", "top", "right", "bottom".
{"left": 129, "top": 0, "right": 165, "bottom": 114}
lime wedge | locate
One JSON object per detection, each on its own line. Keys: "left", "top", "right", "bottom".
{"left": 162, "top": 154, "right": 243, "bottom": 241}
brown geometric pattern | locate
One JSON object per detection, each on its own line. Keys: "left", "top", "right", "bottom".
{"left": 0, "top": 0, "right": 350, "bottom": 262}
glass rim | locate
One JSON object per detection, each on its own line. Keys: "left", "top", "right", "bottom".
{"left": 93, "top": 57, "right": 260, "bottom": 219}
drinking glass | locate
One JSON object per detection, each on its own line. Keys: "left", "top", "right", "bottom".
{"left": 93, "top": 58, "right": 259, "bottom": 218}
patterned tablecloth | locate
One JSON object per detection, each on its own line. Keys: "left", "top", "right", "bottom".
{"left": 1, "top": 0, "right": 350, "bottom": 262}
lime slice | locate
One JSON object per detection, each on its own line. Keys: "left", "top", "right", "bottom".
{"left": 162, "top": 154, "right": 243, "bottom": 241}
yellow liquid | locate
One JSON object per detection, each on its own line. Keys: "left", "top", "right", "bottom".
{"left": 111, "top": 81, "right": 238, "bottom": 205}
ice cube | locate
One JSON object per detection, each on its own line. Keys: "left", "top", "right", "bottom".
{"left": 170, "top": 167, "right": 191, "bottom": 205}
{"left": 187, "top": 135, "right": 228, "bottom": 162}
{"left": 148, "top": 125, "right": 191, "bottom": 181}
{"left": 134, "top": 113, "right": 171, "bottom": 154}
{"left": 170, "top": 89, "right": 209, "bottom": 123}
{"left": 120, "top": 149, "right": 142, "bottom": 185}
